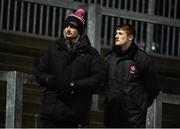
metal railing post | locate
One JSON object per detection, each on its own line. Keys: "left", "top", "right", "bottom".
{"left": 5, "top": 71, "right": 24, "bottom": 128}
{"left": 87, "top": 4, "right": 102, "bottom": 52}
{"left": 146, "top": 0, "right": 155, "bottom": 52}
{"left": 87, "top": 4, "right": 102, "bottom": 111}
{"left": 155, "top": 94, "right": 163, "bottom": 127}
{"left": 146, "top": 94, "right": 163, "bottom": 128}
{"left": 146, "top": 99, "right": 157, "bottom": 128}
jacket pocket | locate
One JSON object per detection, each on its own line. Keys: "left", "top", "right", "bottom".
{"left": 128, "top": 87, "right": 145, "bottom": 111}
{"left": 41, "top": 90, "right": 75, "bottom": 121}
{"left": 53, "top": 98, "right": 75, "bottom": 121}
{"left": 41, "top": 91, "right": 57, "bottom": 116}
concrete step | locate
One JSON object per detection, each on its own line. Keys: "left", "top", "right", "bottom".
{"left": 0, "top": 52, "right": 38, "bottom": 66}
{"left": 0, "top": 52, "right": 39, "bottom": 73}
{"left": 159, "top": 75, "right": 180, "bottom": 94}
{"left": 152, "top": 55, "right": 180, "bottom": 78}
{"left": 0, "top": 32, "right": 51, "bottom": 50}
{"left": 89, "top": 110, "right": 104, "bottom": 127}
{"left": 22, "top": 113, "right": 41, "bottom": 128}
{"left": 0, "top": 42, "right": 46, "bottom": 57}
{"left": 0, "top": 62, "right": 36, "bottom": 73}
{"left": 0, "top": 32, "right": 51, "bottom": 73}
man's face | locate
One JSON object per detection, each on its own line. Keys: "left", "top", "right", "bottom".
{"left": 115, "top": 29, "right": 133, "bottom": 47}
{"left": 64, "top": 25, "right": 80, "bottom": 42}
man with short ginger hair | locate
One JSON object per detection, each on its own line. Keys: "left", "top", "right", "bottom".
{"left": 104, "top": 24, "right": 159, "bottom": 127}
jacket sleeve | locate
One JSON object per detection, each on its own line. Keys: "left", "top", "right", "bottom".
{"left": 143, "top": 56, "right": 160, "bottom": 107}
{"left": 35, "top": 49, "right": 54, "bottom": 88}
{"left": 76, "top": 49, "right": 106, "bottom": 94}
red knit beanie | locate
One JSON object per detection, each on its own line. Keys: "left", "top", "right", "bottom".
{"left": 64, "top": 8, "right": 86, "bottom": 35}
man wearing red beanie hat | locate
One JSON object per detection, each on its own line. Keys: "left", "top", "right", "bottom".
{"left": 64, "top": 8, "right": 85, "bottom": 35}
{"left": 35, "top": 8, "right": 105, "bottom": 128}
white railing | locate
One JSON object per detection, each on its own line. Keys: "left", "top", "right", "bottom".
{"left": 0, "top": 70, "right": 99, "bottom": 128}
{"left": 0, "top": 70, "right": 38, "bottom": 128}
{"left": 1, "top": 70, "right": 180, "bottom": 128}
{"left": 146, "top": 92, "right": 180, "bottom": 128}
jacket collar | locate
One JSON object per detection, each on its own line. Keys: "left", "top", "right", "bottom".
{"left": 56, "top": 35, "right": 91, "bottom": 53}
{"left": 112, "top": 43, "right": 139, "bottom": 59}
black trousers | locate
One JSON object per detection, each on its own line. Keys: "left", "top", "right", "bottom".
{"left": 104, "top": 96, "right": 147, "bottom": 128}
{"left": 104, "top": 108, "right": 147, "bottom": 128}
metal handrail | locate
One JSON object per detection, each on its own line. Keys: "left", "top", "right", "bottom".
{"left": 1, "top": 70, "right": 180, "bottom": 128}
{"left": 146, "top": 91, "right": 180, "bottom": 128}
{"left": 0, "top": 70, "right": 99, "bottom": 128}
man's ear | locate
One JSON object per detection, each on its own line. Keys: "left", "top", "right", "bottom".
{"left": 128, "top": 34, "right": 134, "bottom": 41}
